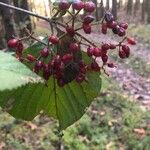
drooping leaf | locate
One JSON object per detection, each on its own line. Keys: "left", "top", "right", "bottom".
{"left": 0, "top": 39, "right": 102, "bottom": 130}
{"left": 0, "top": 71, "right": 101, "bottom": 130}
{"left": 0, "top": 51, "right": 44, "bottom": 91}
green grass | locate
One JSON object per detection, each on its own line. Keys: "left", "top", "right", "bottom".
{"left": 129, "top": 24, "right": 150, "bottom": 43}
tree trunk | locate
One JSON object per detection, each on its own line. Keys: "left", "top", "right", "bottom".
{"left": 13, "top": 0, "right": 32, "bottom": 36}
{"left": 112, "top": 0, "right": 117, "bottom": 20}
{"left": 0, "top": 0, "right": 16, "bottom": 41}
{"left": 118, "top": 0, "right": 122, "bottom": 10}
{"left": 106, "top": 0, "right": 110, "bottom": 10}
{"left": 146, "top": 0, "right": 150, "bottom": 23}
{"left": 99, "top": 0, "right": 104, "bottom": 19}
{"left": 92, "top": 0, "right": 99, "bottom": 21}
{"left": 127, "top": 0, "right": 133, "bottom": 15}
{"left": 141, "top": 0, "right": 145, "bottom": 22}
{"left": 134, "top": 0, "right": 140, "bottom": 16}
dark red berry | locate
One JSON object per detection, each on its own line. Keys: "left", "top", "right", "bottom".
{"left": 109, "top": 44, "right": 116, "bottom": 49}
{"left": 91, "top": 61, "right": 100, "bottom": 72}
{"left": 43, "top": 64, "right": 52, "bottom": 80}
{"left": 104, "top": 12, "right": 114, "bottom": 23}
{"left": 41, "top": 48, "right": 49, "bottom": 57}
{"left": 119, "top": 23, "right": 128, "bottom": 30}
{"left": 127, "top": 38, "right": 136, "bottom": 45}
{"left": 101, "top": 23, "right": 107, "bottom": 34}
{"left": 122, "top": 45, "right": 130, "bottom": 57}
{"left": 72, "top": 1, "right": 84, "bottom": 10}
{"left": 83, "top": 23, "right": 91, "bottom": 34}
{"left": 107, "top": 21, "right": 117, "bottom": 29}
{"left": 27, "top": 54, "right": 36, "bottom": 62}
{"left": 102, "top": 54, "right": 108, "bottom": 63}
{"left": 69, "top": 43, "right": 80, "bottom": 53}
{"left": 59, "top": 1, "right": 70, "bottom": 10}
{"left": 79, "top": 60, "right": 86, "bottom": 68}
{"left": 119, "top": 50, "right": 126, "bottom": 59}
{"left": 102, "top": 44, "right": 110, "bottom": 51}
{"left": 118, "top": 27, "right": 126, "bottom": 37}
{"left": 75, "top": 74, "right": 85, "bottom": 83}
{"left": 53, "top": 55, "right": 61, "bottom": 66}
{"left": 87, "top": 47, "right": 94, "bottom": 57}
{"left": 7, "top": 39, "right": 19, "bottom": 48}
{"left": 83, "top": 15, "right": 95, "bottom": 24}
{"left": 62, "top": 54, "right": 73, "bottom": 63}
{"left": 58, "top": 61, "right": 65, "bottom": 72}
{"left": 84, "top": 1, "right": 95, "bottom": 13}
{"left": 49, "top": 35, "right": 59, "bottom": 44}
{"left": 107, "top": 62, "right": 115, "bottom": 68}
{"left": 66, "top": 26, "right": 75, "bottom": 37}
{"left": 57, "top": 78, "right": 65, "bottom": 87}
{"left": 93, "top": 47, "right": 101, "bottom": 57}
{"left": 34, "top": 61, "right": 43, "bottom": 72}
{"left": 16, "top": 42, "right": 24, "bottom": 53}
{"left": 112, "top": 25, "right": 120, "bottom": 34}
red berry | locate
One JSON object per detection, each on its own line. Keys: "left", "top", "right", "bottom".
{"left": 62, "top": 54, "right": 73, "bottom": 63}
{"left": 101, "top": 23, "right": 107, "bottom": 34}
{"left": 127, "top": 38, "right": 136, "bottom": 45}
{"left": 102, "top": 54, "right": 108, "bottom": 63}
{"left": 87, "top": 47, "right": 94, "bottom": 57}
{"left": 53, "top": 55, "right": 61, "bottom": 66}
{"left": 119, "top": 50, "right": 126, "bottom": 59}
{"left": 66, "top": 26, "right": 75, "bottom": 37}
{"left": 69, "top": 43, "right": 80, "bottom": 53}
{"left": 91, "top": 61, "right": 100, "bottom": 72}
{"left": 93, "top": 47, "right": 101, "bottom": 57}
{"left": 83, "top": 15, "right": 95, "bottom": 24}
{"left": 122, "top": 45, "right": 130, "bottom": 57}
{"left": 107, "top": 62, "right": 115, "bottom": 68}
{"left": 7, "top": 39, "right": 19, "bottom": 48}
{"left": 79, "top": 60, "right": 86, "bottom": 68}
{"left": 16, "top": 42, "right": 24, "bottom": 53}
{"left": 80, "top": 66, "right": 87, "bottom": 74}
{"left": 49, "top": 35, "right": 59, "bottom": 44}
{"left": 43, "top": 64, "right": 52, "bottom": 80}
{"left": 58, "top": 61, "right": 65, "bottom": 72}
{"left": 112, "top": 25, "right": 120, "bottom": 34}
{"left": 109, "top": 44, "right": 116, "bottom": 49}
{"left": 75, "top": 74, "right": 85, "bottom": 83}
{"left": 107, "top": 21, "right": 117, "bottom": 29}
{"left": 72, "top": 1, "right": 84, "bottom": 10}
{"left": 59, "top": 1, "right": 70, "bottom": 10}
{"left": 118, "top": 27, "right": 126, "bottom": 37}
{"left": 119, "top": 23, "right": 128, "bottom": 30}
{"left": 41, "top": 48, "right": 49, "bottom": 57}
{"left": 57, "top": 78, "right": 65, "bottom": 87}
{"left": 84, "top": 1, "right": 95, "bottom": 12}
{"left": 27, "top": 54, "right": 36, "bottom": 62}
{"left": 101, "top": 44, "right": 110, "bottom": 51}
{"left": 34, "top": 61, "right": 43, "bottom": 72}
{"left": 83, "top": 23, "right": 91, "bottom": 34}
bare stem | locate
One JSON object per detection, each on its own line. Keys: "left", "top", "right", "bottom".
{"left": 0, "top": 2, "right": 50, "bottom": 22}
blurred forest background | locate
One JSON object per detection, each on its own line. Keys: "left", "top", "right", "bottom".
{"left": 0, "top": 0, "right": 150, "bottom": 49}
{"left": 0, "top": 0, "right": 150, "bottom": 150}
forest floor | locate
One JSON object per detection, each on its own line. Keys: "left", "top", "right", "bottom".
{"left": 0, "top": 24, "right": 149, "bottom": 150}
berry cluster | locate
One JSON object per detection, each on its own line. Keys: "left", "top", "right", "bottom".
{"left": 7, "top": 0, "right": 136, "bottom": 87}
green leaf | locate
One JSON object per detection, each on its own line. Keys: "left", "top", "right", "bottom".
{"left": 0, "top": 72, "right": 101, "bottom": 130}
{"left": 0, "top": 40, "right": 102, "bottom": 130}
{"left": 0, "top": 51, "right": 44, "bottom": 91}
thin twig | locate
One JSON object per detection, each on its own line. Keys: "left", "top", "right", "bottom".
{"left": 0, "top": 2, "right": 50, "bottom": 22}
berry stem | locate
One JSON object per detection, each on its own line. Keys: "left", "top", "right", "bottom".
{"left": 76, "top": 32, "right": 97, "bottom": 47}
